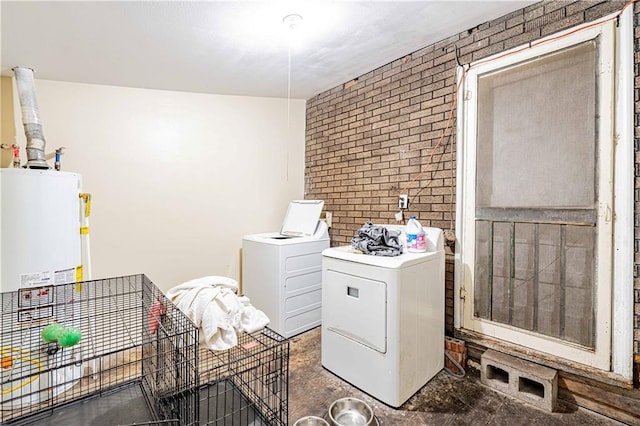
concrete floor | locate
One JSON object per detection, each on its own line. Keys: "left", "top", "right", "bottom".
{"left": 289, "top": 327, "right": 624, "bottom": 425}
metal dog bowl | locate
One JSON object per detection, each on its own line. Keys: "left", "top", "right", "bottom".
{"left": 328, "top": 397, "right": 374, "bottom": 426}
{"left": 294, "top": 416, "right": 330, "bottom": 426}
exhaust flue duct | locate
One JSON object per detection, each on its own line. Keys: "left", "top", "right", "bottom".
{"left": 13, "top": 67, "right": 48, "bottom": 169}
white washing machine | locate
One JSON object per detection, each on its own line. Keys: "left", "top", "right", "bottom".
{"left": 321, "top": 226, "right": 444, "bottom": 407}
{"left": 242, "top": 200, "right": 329, "bottom": 338}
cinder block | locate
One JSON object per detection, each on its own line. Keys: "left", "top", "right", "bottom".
{"left": 481, "top": 349, "right": 557, "bottom": 412}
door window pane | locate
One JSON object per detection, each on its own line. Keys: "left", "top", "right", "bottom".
{"left": 474, "top": 221, "right": 595, "bottom": 348}
{"left": 563, "top": 225, "right": 595, "bottom": 347}
{"left": 474, "top": 220, "right": 490, "bottom": 319}
{"left": 476, "top": 41, "right": 596, "bottom": 209}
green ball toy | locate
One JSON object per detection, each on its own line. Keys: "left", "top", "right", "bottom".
{"left": 41, "top": 323, "right": 65, "bottom": 343}
{"left": 58, "top": 327, "right": 82, "bottom": 348}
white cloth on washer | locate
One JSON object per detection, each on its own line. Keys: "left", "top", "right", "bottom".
{"left": 166, "top": 276, "right": 270, "bottom": 351}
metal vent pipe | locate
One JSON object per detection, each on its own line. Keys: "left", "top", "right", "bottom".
{"left": 13, "top": 67, "right": 48, "bottom": 169}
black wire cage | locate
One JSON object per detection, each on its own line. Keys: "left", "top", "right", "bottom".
{"left": 0, "top": 274, "right": 289, "bottom": 426}
{"left": 196, "top": 328, "right": 289, "bottom": 426}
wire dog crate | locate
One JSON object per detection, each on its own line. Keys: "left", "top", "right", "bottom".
{"left": 197, "top": 328, "right": 288, "bottom": 425}
{"left": 0, "top": 274, "right": 289, "bottom": 426}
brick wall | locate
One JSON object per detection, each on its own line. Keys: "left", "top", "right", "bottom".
{"left": 305, "top": 0, "right": 638, "bottom": 377}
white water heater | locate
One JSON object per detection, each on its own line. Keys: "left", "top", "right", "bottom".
{"left": 0, "top": 168, "right": 84, "bottom": 409}
{"left": 0, "top": 169, "right": 82, "bottom": 291}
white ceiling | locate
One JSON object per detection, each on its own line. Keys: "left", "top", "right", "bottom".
{"left": 1, "top": 1, "right": 536, "bottom": 99}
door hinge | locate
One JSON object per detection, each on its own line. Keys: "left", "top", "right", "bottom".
{"left": 602, "top": 202, "right": 612, "bottom": 223}
{"left": 463, "top": 90, "right": 472, "bottom": 101}
{"left": 459, "top": 287, "right": 467, "bottom": 300}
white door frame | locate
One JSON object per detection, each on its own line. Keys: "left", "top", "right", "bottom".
{"left": 454, "top": 11, "right": 634, "bottom": 378}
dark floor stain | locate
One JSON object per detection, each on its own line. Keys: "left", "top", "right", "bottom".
{"left": 400, "top": 363, "right": 501, "bottom": 415}
{"left": 289, "top": 327, "right": 623, "bottom": 425}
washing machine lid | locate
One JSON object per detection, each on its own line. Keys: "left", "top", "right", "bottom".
{"left": 280, "top": 200, "right": 324, "bottom": 237}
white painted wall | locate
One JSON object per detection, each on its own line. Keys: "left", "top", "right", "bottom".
{"left": 7, "top": 79, "right": 306, "bottom": 292}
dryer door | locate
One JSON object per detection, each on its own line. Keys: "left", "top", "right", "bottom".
{"left": 324, "top": 269, "right": 386, "bottom": 353}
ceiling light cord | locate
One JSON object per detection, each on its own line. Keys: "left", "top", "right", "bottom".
{"left": 287, "top": 42, "right": 292, "bottom": 129}
{"left": 283, "top": 13, "right": 302, "bottom": 181}
{"left": 283, "top": 13, "right": 302, "bottom": 130}
{"left": 286, "top": 41, "right": 292, "bottom": 181}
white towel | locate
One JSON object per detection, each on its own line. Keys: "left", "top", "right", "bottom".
{"left": 166, "top": 276, "right": 270, "bottom": 351}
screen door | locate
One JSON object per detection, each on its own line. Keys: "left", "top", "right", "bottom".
{"left": 458, "top": 22, "right": 614, "bottom": 369}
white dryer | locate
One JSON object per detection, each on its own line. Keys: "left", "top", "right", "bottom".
{"left": 321, "top": 226, "right": 444, "bottom": 407}
{"left": 242, "top": 200, "right": 329, "bottom": 338}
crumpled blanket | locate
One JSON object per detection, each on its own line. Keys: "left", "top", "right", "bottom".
{"left": 351, "top": 222, "right": 403, "bottom": 256}
{"left": 166, "top": 276, "right": 270, "bottom": 351}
